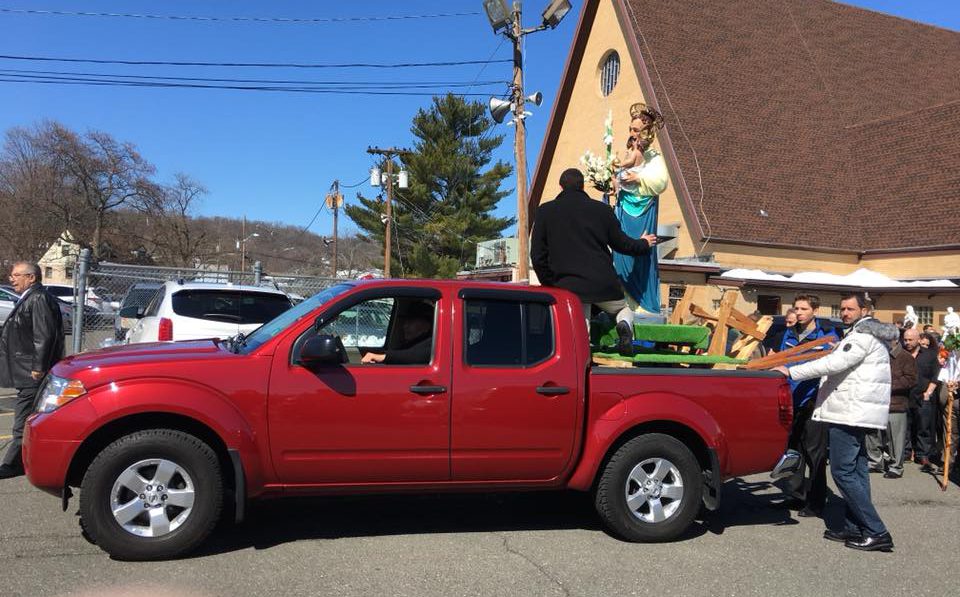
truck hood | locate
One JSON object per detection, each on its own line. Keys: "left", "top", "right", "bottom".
{"left": 54, "top": 340, "right": 229, "bottom": 379}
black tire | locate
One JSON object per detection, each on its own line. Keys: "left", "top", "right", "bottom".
{"left": 595, "top": 433, "right": 702, "bottom": 542}
{"left": 79, "top": 429, "right": 223, "bottom": 560}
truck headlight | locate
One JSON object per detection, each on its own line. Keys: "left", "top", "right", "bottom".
{"left": 36, "top": 375, "right": 86, "bottom": 413}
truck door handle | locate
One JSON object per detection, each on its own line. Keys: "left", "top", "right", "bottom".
{"left": 409, "top": 385, "right": 447, "bottom": 395}
{"left": 536, "top": 386, "right": 570, "bottom": 396}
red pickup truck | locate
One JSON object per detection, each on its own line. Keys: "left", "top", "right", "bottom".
{"left": 24, "top": 280, "right": 791, "bottom": 560}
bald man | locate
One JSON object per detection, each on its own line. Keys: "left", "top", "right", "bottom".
{"left": 903, "top": 327, "right": 941, "bottom": 472}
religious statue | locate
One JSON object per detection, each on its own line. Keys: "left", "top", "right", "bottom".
{"left": 903, "top": 305, "right": 919, "bottom": 329}
{"left": 611, "top": 102, "right": 669, "bottom": 313}
{"left": 943, "top": 306, "right": 960, "bottom": 335}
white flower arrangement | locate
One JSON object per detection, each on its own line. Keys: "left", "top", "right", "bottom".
{"left": 580, "top": 110, "right": 617, "bottom": 194}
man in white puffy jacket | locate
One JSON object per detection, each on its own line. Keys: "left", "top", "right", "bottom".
{"left": 775, "top": 292, "right": 898, "bottom": 552}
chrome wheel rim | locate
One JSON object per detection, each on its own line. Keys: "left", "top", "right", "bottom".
{"left": 109, "top": 458, "right": 196, "bottom": 537}
{"left": 624, "top": 457, "right": 684, "bottom": 523}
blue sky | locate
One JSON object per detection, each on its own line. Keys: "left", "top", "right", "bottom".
{"left": 2, "top": 1, "right": 957, "bottom": 239}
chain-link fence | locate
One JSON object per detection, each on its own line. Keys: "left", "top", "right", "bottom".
{"left": 69, "top": 250, "right": 343, "bottom": 353}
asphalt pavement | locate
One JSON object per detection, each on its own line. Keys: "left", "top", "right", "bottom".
{"left": 0, "top": 401, "right": 957, "bottom": 597}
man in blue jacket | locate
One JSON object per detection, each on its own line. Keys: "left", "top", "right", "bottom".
{"left": 779, "top": 294, "right": 839, "bottom": 517}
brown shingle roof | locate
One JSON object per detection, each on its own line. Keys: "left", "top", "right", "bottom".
{"left": 534, "top": 0, "right": 960, "bottom": 252}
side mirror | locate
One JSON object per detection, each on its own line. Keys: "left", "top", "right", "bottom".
{"left": 119, "top": 305, "right": 145, "bottom": 319}
{"left": 300, "top": 334, "right": 346, "bottom": 366}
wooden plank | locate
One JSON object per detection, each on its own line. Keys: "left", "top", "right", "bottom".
{"left": 707, "top": 290, "right": 738, "bottom": 356}
{"left": 668, "top": 286, "right": 695, "bottom": 325}
{"left": 592, "top": 355, "right": 634, "bottom": 368}
{"left": 730, "top": 316, "right": 773, "bottom": 355}
{"left": 743, "top": 336, "right": 835, "bottom": 370}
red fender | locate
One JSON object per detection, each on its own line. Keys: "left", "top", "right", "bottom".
{"left": 566, "top": 391, "right": 726, "bottom": 491}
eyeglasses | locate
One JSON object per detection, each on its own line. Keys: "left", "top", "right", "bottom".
{"left": 9, "top": 272, "right": 34, "bottom": 278}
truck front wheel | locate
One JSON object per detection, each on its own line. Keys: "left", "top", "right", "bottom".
{"left": 79, "top": 429, "right": 223, "bottom": 560}
{"left": 596, "top": 433, "right": 702, "bottom": 542}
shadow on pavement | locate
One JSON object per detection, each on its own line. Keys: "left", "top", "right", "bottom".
{"left": 193, "top": 476, "right": 809, "bottom": 558}
{"left": 695, "top": 477, "right": 798, "bottom": 536}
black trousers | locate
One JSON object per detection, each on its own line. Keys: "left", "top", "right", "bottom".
{"left": 1, "top": 386, "right": 38, "bottom": 470}
{"left": 786, "top": 401, "right": 828, "bottom": 511}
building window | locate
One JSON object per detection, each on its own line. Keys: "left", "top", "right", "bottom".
{"left": 599, "top": 51, "right": 620, "bottom": 97}
{"left": 831, "top": 305, "right": 841, "bottom": 319}
{"left": 61, "top": 245, "right": 70, "bottom": 256}
{"left": 45, "top": 266, "right": 53, "bottom": 279}
{"left": 65, "top": 267, "right": 73, "bottom": 280}
{"left": 757, "top": 295, "right": 782, "bottom": 316}
{"left": 915, "top": 306, "right": 933, "bottom": 326}
{"left": 668, "top": 285, "right": 686, "bottom": 312}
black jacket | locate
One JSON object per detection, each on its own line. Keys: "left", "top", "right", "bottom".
{"left": 0, "top": 284, "right": 65, "bottom": 388}
{"left": 531, "top": 189, "right": 651, "bottom": 303}
{"left": 909, "top": 346, "right": 941, "bottom": 407}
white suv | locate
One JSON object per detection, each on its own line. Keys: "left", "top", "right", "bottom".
{"left": 123, "top": 281, "right": 294, "bottom": 344}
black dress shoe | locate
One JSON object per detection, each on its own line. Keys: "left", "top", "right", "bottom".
{"left": 616, "top": 321, "right": 634, "bottom": 357}
{"left": 883, "top": 471, "right": 902, "bottom": 479}
{"left": 868, "top": 466, "right": 885, "bottom": 474}
{"left": 797, "top": 507, "right": 822, "bottom": 518}
{"left": 824, "top": 529, "right": 861, "bottom": 543}
{"left": 845, "top": 532, "right": 894, "bottom": 552}
{"left": 0, "top": 464, "right": 24, "bottom": 480}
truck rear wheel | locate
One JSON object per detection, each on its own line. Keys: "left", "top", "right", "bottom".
{"left": 79, "top": 429, "right": 223, "bottom": 560}
{"left": 595, "top": 433, "right": 702, "bottom": 542}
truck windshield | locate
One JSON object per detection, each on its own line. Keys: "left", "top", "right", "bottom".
{"left": 236, "top": 283, "right": 355, "bottom": 354}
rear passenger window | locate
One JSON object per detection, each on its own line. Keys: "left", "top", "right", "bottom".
{"left": 172, "top": 290, "right": 291, "bottom": 324}
{"left": 464, "top": 300, "right": 554, "bottom": 366}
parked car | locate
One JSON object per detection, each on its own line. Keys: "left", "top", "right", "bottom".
{"left": 25, "top": 279, "right": 791, "bottom": 560}
{"left": 0, "top": 286, "right": 19, "bottom": 326}
{"left": 113, "top": 282, "right": 163, "bottom": 340}
{"left": 123, "top": 281, "right": 294, "bottom": 344}
{"left": 46, "top": 284, "right": 118, "bottom": 314}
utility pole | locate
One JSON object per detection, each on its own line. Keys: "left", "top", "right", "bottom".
{"left": 367, "top": 146, "right": 410, "bottom": 278}
{"left": 326, "top": 180, "right": 343, "bottom": 278}
{"left": 483, "top": 0, "right": 571, "bottom": 283}
{"left": 511, "top": 2, "right": 530, "bottom": 282}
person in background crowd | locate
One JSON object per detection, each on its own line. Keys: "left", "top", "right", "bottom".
{"left": 865, "top": 337, "right": 917, "bottom": 478}
{"left": 777, "top": 295, "right": 838, "bottom": 518}
{"left": 766, "top": 308, "right": 798, "bottom": 353}
{"left": 0, "top": 261, "right": 65, "bottom": 480}
{"left": 775, "top": 292, "right": 897, "bottom": 552}
{"left": 904, "top": 328, "right": 941, "bottom": 473}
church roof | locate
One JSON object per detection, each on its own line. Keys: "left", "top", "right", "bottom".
{"left": 531, "top": 0, "right": 960, "bottom": 253}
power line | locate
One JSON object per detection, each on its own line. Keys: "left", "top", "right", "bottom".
{"left": 0, "top": 76, "right": 494, "bottom": 96}
{"left": 0, "top": 68, "right": 508, "bottom": 88}
{"left": 0, "top": 8, "right": 481, "bottom": 24}
{"left": 0, "top": 54, "right": 513, "bottom": 69}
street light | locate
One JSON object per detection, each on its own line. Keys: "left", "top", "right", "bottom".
{"left": 237, "top": 232, "right": 259, "bottom": 272}
{"left": 483, "top": 0, "right": 572, "bottom": 282}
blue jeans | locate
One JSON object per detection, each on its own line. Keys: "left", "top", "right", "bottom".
{"left": 829, "top": 424, "right": 888, "bottom": 537}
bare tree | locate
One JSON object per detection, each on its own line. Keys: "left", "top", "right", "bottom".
{"left": 140, "top": 174, "right": 208, "bottom": 267}
{"left": 34, "top": 122, "right": 156, "bottom": 259}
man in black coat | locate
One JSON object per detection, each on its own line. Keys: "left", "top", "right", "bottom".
{"left": 531, "top": 168, "right": 656, "bottom": 355}
{"left": 0, "top": 261, "right": 64, "bottom": 479}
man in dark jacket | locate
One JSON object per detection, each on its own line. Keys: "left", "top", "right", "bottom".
{"left": 0, "top": 261, "right": 64, "bottom": 479}
{"left": 865, "top": 338, "right": 917, "bottom": 478}
{"left": 903, "top": 328, "right": 941, "bottom": 472}
{"left": 531, "top": 168, "right": 656, "bottom": 355}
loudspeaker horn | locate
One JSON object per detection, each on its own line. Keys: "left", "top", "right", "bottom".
{"left": 489, "top": 97, "right": 513, "bottom": 124}
{"left": 526, "top": 91, "right": 543, "bottom": 106}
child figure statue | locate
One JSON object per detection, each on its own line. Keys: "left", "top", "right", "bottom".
{"left": 612, "top": 102, "right": 669, "bottom": 314}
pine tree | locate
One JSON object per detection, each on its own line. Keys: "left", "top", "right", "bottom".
{"left": 344, "top": 94, "right": 513, "bottom": 278}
